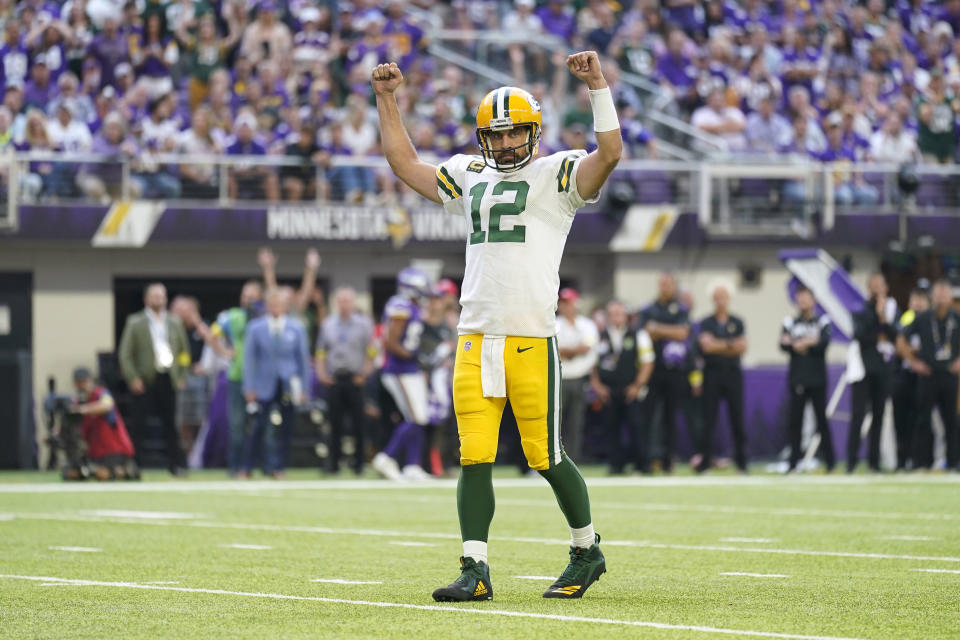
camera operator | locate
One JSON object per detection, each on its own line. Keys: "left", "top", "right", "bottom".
{"left": 71, "top": 367, "right": 138, "bottom": 480}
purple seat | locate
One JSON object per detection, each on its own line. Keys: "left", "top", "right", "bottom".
{"left": 915, "top": 175, "right": 951, "bottom": 207}
{"left": 632, "top": 170, "right": 673, "bottom": 204}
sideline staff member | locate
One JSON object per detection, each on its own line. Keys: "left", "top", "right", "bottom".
{"left": 697, "top": 282, "right": 748, "bottom": 472}
{"left": 897, "top": 279, "right": 960, "bottom": 470}
{"left": 780, "top": 285, "right": 836, "bottom": 472}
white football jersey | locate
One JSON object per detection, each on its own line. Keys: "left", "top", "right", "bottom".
{"left": 436, "top": 150, "right": 599, "bottom": 338}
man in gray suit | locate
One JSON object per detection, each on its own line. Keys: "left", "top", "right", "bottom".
{"left": 244, "top": 288, "right": 311, "bottom": 477}
{"left": 118, "top": 282, "right": 191, "bottom": 475}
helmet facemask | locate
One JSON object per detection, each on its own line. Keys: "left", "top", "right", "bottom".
{"left": 476, "top": 123, "right": 540, "bottom": 172}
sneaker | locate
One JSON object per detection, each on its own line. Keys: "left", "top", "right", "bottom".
{"left": 542, "top": 533, "right": 606, "bottom": 599}
{"left": 402, "top": 464, "right": 431, "bottom": 481}
{"left": 372, "top": 452, "right": 403, "bottom": 481}
{"left": 432, "top": 556, "right": 493, "bottom": 602}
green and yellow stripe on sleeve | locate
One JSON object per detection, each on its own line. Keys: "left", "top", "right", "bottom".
{"left": 436, "top": 166, "right": 462, "bottom": 200}
{"left": 556, "top": 154, "right": 578, "bottom": 193}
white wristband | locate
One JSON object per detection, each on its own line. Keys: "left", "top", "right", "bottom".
{"left": 588, "top": 87, "right": 619, "bottom": 133}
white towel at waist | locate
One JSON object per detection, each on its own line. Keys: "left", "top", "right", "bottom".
{"left": 480, "top": 335, "right": 506, "bottom": 398}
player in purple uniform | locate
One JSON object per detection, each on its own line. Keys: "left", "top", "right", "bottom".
{"left": 372, "top": 267, "right": 434, "bottom": 481}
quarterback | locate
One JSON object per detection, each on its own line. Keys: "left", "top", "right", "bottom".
{"left": 371, "top": 51, "right": 622, "bottom": 601}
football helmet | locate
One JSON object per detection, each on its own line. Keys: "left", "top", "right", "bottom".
{"left": 397, "top": 266, "right": 431, "bottom": 300}
{"left": 475, "top": 86, "right": 542, "bottom": 171}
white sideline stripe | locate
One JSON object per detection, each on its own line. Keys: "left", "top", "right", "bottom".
{"left": 143, "top": 581, "right": 180, "bottom": 584}
{"left": 0, "top": 514, "right": 14, "bottom": 521}
{"left": 914, "top": 568, "right": 960, "bottom": 575}
{"left": 87, "top": 510, "right": 209, "bottom": 520}
{"left": 1, "top": 474, "right": 958, "bottom": 493}
{"left": 884, "top": 536, "right": 939, "bottom": 541}
{"left": 720, "top": 538, "right": 777, "bottom": 543}
{"left": 514, "top": 576, "right": 555, "bottom": 581}
{"left": 311, "top": 579, "right": 383, "bottom": 585}
{"left": 387, "top": 541, "right": 436, "bottom": 547}
{"left": 15, "top": 513, "right": 960, "bottom": 564}
{"left": 0, "top": 574, "right": 873, "bottom": 640}
{"left": 720, "top": 572, "right": 789, "bottom": 578}
{"left": 220, "top": 544, "right": 272, "bottom": 550}
{"left": 49, "top": 546, "right": 102, "bottom": 553}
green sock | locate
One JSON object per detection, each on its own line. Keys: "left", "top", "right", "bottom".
{"left": 539, "top": 455, "right": 592, "bottom": 529}
{"left": 458, "top": 463, "right": 495, "bottom": 542}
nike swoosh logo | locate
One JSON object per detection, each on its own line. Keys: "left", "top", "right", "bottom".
{"left": 517, "top": 346, "right": 534, "bottom": 353}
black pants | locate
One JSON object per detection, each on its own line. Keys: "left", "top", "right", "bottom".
{"left": 129, "top": 372, "right": 184, "bottom": 472}
{"left": 788, "top": 383, "right": 835, "bottom": 471}
{"left": 601, "top": 387, "right": 644, "bottom": 473}
{"left": 914, "top": 371, "right": 960, "bottom": 470}
{"left": 846, "top": 370, "right": 890, "bottom": 472}
{"left": 327, "top": 373, "right": 367, "bottom": 473}
{"left": 700, "top": 367, "right": 746, "bottom": 471}
{"left": 647, "top": 369, "right": 688, "bottom": 472}
{"left": 892, "top": 370, "right": 917, "bottom": 469}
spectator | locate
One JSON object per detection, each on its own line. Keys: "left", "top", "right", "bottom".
{"left": 555, "top": 288, "right": 599, "bottom": 463}
{"left": 585, "top": 2, "right": 618, "bottom": 55}
{"left": 170, "top": 295, "right": 212, "bottom": 454}
{"left": 70, "top": 366, "right": 137, "bottom": 481}
{"left": 916, "top": 70, "right": 959, "bottom": 163}
{"left": 734, "top": 52, "right": 782, "bottom": 113}
{"left": 869, "top": 113, "right": 918, "bottom": 163}
{"left": 227, "top": 109, "right": 279, "bottom": 201}
{"left": 212, "top": 279, "right": 264, "bottom": 478}
{"left": 691, "top": 86, "right": 747, "bottom": 151}
{"left": 47, "top": 72, "right": 96, "bottom": 124}
{"left": 45, "top": 100, "right": 91, "bottom": 197}
{"left": 610, "top": 17, "right": 663, "bottom": 78}
{"left": 243, "top": 287, "right": 311, "bottom": 478}
{"left": 339, "top": 94, "right": 378, "bottom": 201}
{"left": 818, "top": 112, "right": 879, "bottom": 206}
{"left": 746, "top": 94, "right": 791, "bottom": 153}
{"left": 133, "top": 93, "right": 181, "bottom": 200}
{"left": 786, "top": 86, "right": 827, "bottom": 153}
{"left": 821, "top": 25, "right": 860, "bottom": 95}
{"left": 656, "top": 28, "right": 698, "bottom": 110}
{"left": 177, "top": 12, "right": 242, "bottom": 111}
{"left": 293, "top": 7, "right": 332, "bottom": 68}
{"left": 0, "top": 20, "right": 29, "bottom": 90}
{"left": 536, "top": 0, "right": 577, "bottom": 44}
{"left": 780, "top": 285, "right": 836, "bottom": 473}
{"left": 17, "top": 108, "right": 56, "bottom": 200}
{"left": 562, "top": 84, "right": 593, "bottom": 131}
{"left": 77, "top": 111, "right": 137, "bottom": 201}
{"left": 88, "top": 13, "right": 130, "bottom": 89}
{"left": 23, "top": 53, "right": 55, "bottom": 110}
{"left": 316, "top": 287, "right": 375, "bottom": 475}
{"left": 177, "top": 105, "right": 222, "bottom": 199}
{"left": 240, "top": 0, "right": 292, "bottom": 67}
{"left": 281, "top": 122, "right": 324, "bottom": 201}
{"left": 133, "top": 11, "right": 179, "bottom": 99}
{"left": 118, "top": 282, "right": 191, "bottom": 476}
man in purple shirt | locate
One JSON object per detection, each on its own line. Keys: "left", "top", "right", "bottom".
{"left": 23, "top": 54, "right": 55, "bottom": 109}
{"left": 656, "top": 29, "right": 698, "bottom": 111}
{"left": 383, "top": 1, "right": 424, "bottom": 69}
{"left": 536, "top": 0, "right": 576, "bottom": 43}
{"left": 817, "top": 113, "right": 878, "bottom": 206}
{"left": 88, "top": 14, "right": 130, "bottom": 89}
{"left": 0, "top": 21, "right": 29, "bottom": 91}
{"left": 227, "top": 110, "right": 279, "bottom": 201}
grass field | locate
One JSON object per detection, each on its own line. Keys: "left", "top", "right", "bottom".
{"left": 1, "top": 468, "right": 958, "bottom": 639}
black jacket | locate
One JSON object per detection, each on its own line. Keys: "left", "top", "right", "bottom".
{"left": 781, "top": 312, "right": 831, "bottom": 388}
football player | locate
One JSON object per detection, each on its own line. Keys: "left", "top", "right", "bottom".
{"left": 372, "top": 267, "right": 433, "bottom": 481}
{"left": 371, "top": 51, "right": 622, "bottom": 601}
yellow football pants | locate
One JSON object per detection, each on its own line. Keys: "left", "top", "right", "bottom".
{"left": 453, "top": 334, "right": 562, "bottom": 471}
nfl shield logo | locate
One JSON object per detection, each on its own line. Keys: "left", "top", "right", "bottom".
{"left": 464, "top": 341, "right": 472, "bottom": 351}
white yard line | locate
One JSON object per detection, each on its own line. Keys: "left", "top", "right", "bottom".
{"left": 883, "top": 536, "right": 939, "bottom": 541}
{"left": 0, "top": 573, "right": 873, "bottom": 640}
{"left": 48, "top": 546, "right": 102, "bottom": 553}
{"left": 0, "top": 474, "right": 957, "bottom": 494}
{"left": 720, "top": 538, "right": 777, "bottom": 543}
{"left": 15, "top": 513, "right": 960, "bottom": 564}
{"left": 219, "top": 544, "right": 273, "bottom": 550}
{"left": 720, "top": 572, "right": 789, "bottom": 578}
{"left": 387, "top": 541, "right": 436, "bottom": 547}
{"left": 311, "top": 579, "right": 383, "bottom": 585}
{"left": 913, "top": 568, "right": 960, "bottom": 575}
{"left": 86, "top": 510, "right": 210, "bottom": 520}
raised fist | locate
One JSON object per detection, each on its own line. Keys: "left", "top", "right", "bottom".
{"left": 371, "top": 62, "right": 404, "bottom": 95}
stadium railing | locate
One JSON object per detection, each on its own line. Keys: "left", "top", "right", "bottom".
{"left": 2, "top": 152, "right": 956, "bottom": 238}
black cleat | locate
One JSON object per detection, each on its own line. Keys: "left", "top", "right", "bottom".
{"left": 432, "top": 556, "right": 494, "bottom": 602}
{"left": 543, "top": 533, "right": 606, "bottom": 599}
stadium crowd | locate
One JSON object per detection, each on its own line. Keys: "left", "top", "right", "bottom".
{"left": 51, "top": 247, "right": 954, "bottom": 480}
{"left": 1, "top": 0, "right": 958, "bottom": 204}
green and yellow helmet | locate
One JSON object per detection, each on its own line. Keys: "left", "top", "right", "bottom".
{"left": 475, "top": 86, "right": 542, "bottom": 171}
